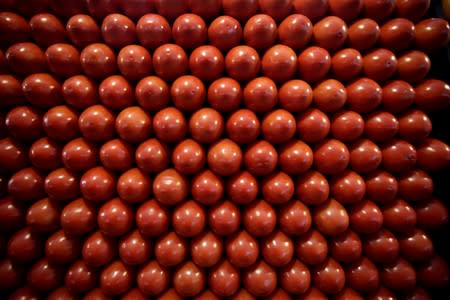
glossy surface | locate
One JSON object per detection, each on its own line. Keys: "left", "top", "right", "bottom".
{"left": 153, "top": 44, "right": 188, "bottom": 81}
{"left": 313, "top": 199, "right": 349, "bottom": 236}
{"left": 135, "top": 76, "right": 169, "bottom": 111}
{"left": 261, "top": 230, "right": 294, "bottom": 267}
{"left": 78, "top": 105, "right": 115, "bottom": 142}
{"left": 136, "top": 199, "right": 169, "bottom": 236}
{"left": 346, "top": 78, "right": 382, "bottom": 113}
{"left": 312, "top": 257, "right": 346, "bottom": 294}
{"left": 348, "top": 18, "right": 380, "bottom": 51}
{"left": 100, "top": 139, "right": 134, "bottom": 172}
{"left": 1, "top": 3, "right": 450, "bottom": 299}
{"left": 45, "top": 230, "right": 81, "bottom": 265}
{"left": 209, "top": 200, "right": 241, "bottom": 236}
{"left": 330, "top": 229, "right": 362, "bottom": 263}
{"left": 62, "top": 138, "right": 98, "bottom": 171}
{"left": 295, "top": 170, "right": 329, "bottom": 205}
{"left": 382, "top": 198, "right": 417, "bottom": 232}
{"left": 382, "top": 139, "right": 417, "bottom": 173}
{"left": 66, "top": 14, "right": 101, "bottom": 47}
{"left": 415, "top": 18, "right": 450, "bottom": 51}
{"left": 0, "top": 75, "right": 26, "bottom": 107}
{"left": 0, "top": 12, "right": 30, "bottom": 46}
{"left": 208, "top": 139, "right": 242, "bottom": 176}
{"left": 226, "top": 171, "right": 258, "bottom": 204}
{"left": 154, "top": 232, "right": 187, "bottom": 267}
{"left": 65, "top": 260, "right": 97, "bottom": 293}
{"left": 80, "top": 43, "right": 117, "bottom": 79}
{"left": 293, "top": 0, "right": 328, "bottom": 22}
{"left": 298, "top": 46, "right": 331, "bottom": 83}
{"left": 331, "top": 110, "right": 364, "bottom": 142}
{"left": 349, "top": 199, "right": 383, "bottom": 234}
{"left": 398, "top": 228, "right": 434, "bottom": 262}
{"left": 397, "top": 169, "right": 433, "bottom": 202}
{"left": 226, "top": 230, "right": 259, "bottom": 267}
{"left": 243, "top": 260, "right": 277, "bottom": 296}
{"left": 137, "top": 260, "right": 169, "bottom": 296}
{"left": 332, "top": 49, "right": 363, "bottom": 82}
{"left": 135, "top": 138, "right": 169, "bottom": 173}
{"left": 279, "top": 79, "right": 313, "bottom": 112}
{"left": 80, "top": 166, "right": 116, "bottom": 202}
{"left": 381, "top": 257, "right": 417, "bottom": 291}
{"left": 7, "top": 227, "right": 44, "bottom": 263}
{"left": 153, "top": 168, "right": 188, "bottom": 205}
{"left": 380, "top": 18, "right": 415, "bottom": 52}
{"left": 98, "top": 198, "right": 133, "bottom": 236}
{"left": 115, "top": 106, "right": 151, "bottom": 143}
{"left": 43, "top": 106, "right": 79, "bottom": 142}
{"left": 191, "top": 170, "right": 223, "bottom": 205}
{"left": 0, "top": 138, "right": 28, "bottom": 172}
{"left": 363, "top": 48, "right": 397, "bottom": 82}
{"left": 331, "top": 170, "right": 366, "bottom": 204}
{"left": 22, "top": 73, "right": 63, "bottom": 108}
{"left": 244, "top": 14, "right": 277, "bottom": 50}
{"left": 61, "top": 198, "right": 97, "bottom": 235}
{"left": 262, "top": 109, "right": 296, "bottom": 143}
{"left": 414, "top": 79, "right": 450, "bottom": 112}
{"left": 5, "top": 43, "right": 47, "bottom": 75}
{"left": 100, "top": 260, "right": 133, "bottom": 296}
{"left": 244, "top": 200, "right": 276, "bottom": 236}
{"left": 136, "top": 13, "right": 171, "bottom": 49}
{"left": 99, "top": 75, "right": 134, "bottom": 111}
{"left": 189, "top": 45, "right": 224, "bottom": 81}
{"left": 226, "top": 46, "right": 261, "bottom": 81}
{"left": 297, "top": 108, "right": 330, "bottom": 143}
{"left": 314, "top": 79, "right": 347, "bottom": 113}
{"left": 397, "top": 50, "right": 430, "bottom": 83}
{"left": 262, "top": 44, "right": 297, "bottom": 82}
{"left": 45, "top": 44, "right": 81, "bottom": 77}
{"left": 153, "top": 107, "right": 187, "bottom": 143}
{"left": 396, "top": 0, "right": 430, "bottom": 21}
{"left": 29, "top": 13, "right": 66, "bottom": 47}
{"left": 208, "top": 259, "right": 240, "bottom": 297}
{"left": 26, "top": 198, "right": 60, "bottom": 233}
{"left": 208, "top": 16, "right": 242, "bottom": 51}
{"left": 313, "top": 16, "right": 348, "bottom": 51}
{"left": 280, "top": 259, "right": 310, "bottom": 294}
{"left": 27, "top": 258, "right": 64, "bottom": 293}
{"left": 117, "top": 168, "right": 152, "bottom": 203}
{"left": 117, "top": 45, "right": 152, "bottom": 80}
{"left": 0, "top": 196, "right": 26, "bottom": 233}
{"left": 171, "top": 75, "right": 205, "bottom": 112}
{"left": 101, "top": 13, "right": 136, "bottom": 49}
{"left": 207, "top": 77, "right": 242, "bottom": 112}
{"left": 346, "top": 257, "right": 379, "bottom": 292}
{"left": 62, "top": 75, "right": 98, "bottom": 109}
{"left": 314, "top": 139, "right": 350, "bottom": 175}
{"left": 6, "top": 106, "right": 44, "bottom": 141}
{"left": 349, "top": 139, "right": 383, "bottom": 173}
{"left": 173, "top": 200, "right": 206, "bottom": 237}
{"left": 262, "top": 171, "right": 294, "bottom": 204}
{"left": 191, "top": 231, "right": 223, "bottom": 267}
{"left": 8, "top": 167, "right": 46, "bottom": 202}
{"left": 172, "top": 14, "right": 207, "bottom": 49}
{"left": 173, "top": 261, "right": 205, "bottom": 297}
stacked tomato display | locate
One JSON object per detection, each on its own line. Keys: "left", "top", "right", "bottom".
{"left": 0, "top": 0, "right": 450, "bottom": 299}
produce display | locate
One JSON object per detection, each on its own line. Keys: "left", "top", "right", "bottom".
{"left": 0, "top": 0, "right": 449, "bottom": 299}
